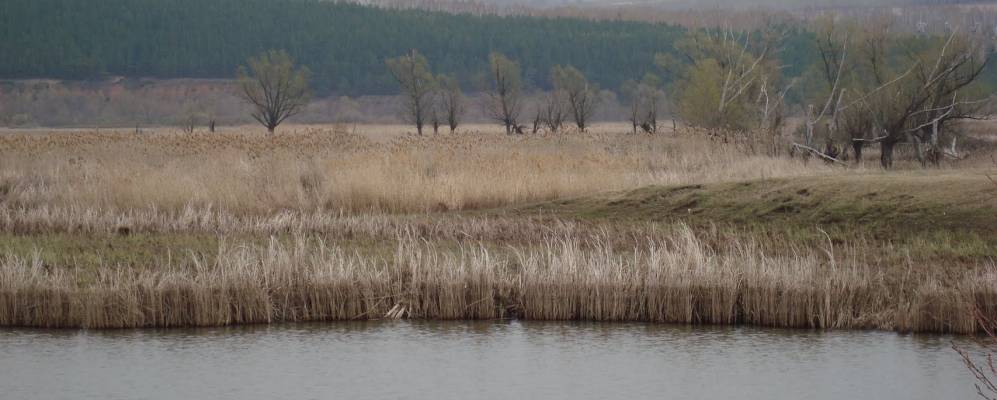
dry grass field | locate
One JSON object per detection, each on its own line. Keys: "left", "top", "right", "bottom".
{"left": 0, "top": 122, "right": 839, "bottom": 213}
{"left": 1, "top": 123, "right": 995, "bottom": 332}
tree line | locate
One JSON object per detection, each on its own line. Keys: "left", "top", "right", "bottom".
{"left": 658, "top": 17, "right": 995, "bottom": 169}
{"left": 385, "top": 50, "right": 603, "bottom": 135}
{"left": 0, "top": 0, "right": 688, "bottom": 96}
{"left": 240, "top": 48, "right": 602, "bottom": 135}
{"left": 240, "top": 14, "right": 993, "bottom": 171}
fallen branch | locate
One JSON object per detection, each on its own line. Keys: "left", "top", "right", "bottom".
{"left": 943, "top": 149, "right": 969, "bottom": 160}
{"left": 792, "top": 143, "right": 849, "bottom": 166}
{"left": 851, "top": 135, "right": 889, "bottom": 144}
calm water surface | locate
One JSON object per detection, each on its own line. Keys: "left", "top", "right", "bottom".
{"left": 0, "top": 321, "right": 985, "bottom": 400}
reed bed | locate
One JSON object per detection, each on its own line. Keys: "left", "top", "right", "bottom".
{"left": 2, "top": 228, "right": 993, "bottom": 333}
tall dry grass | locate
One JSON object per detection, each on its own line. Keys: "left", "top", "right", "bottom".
{"left": 2, "top": 227, "right": 993, "bottom": 332}
{"left": 0, "top": 126, "right": 835, "bottom": 215}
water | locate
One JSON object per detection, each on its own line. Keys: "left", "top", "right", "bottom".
{"left": 0, "top": 321, "right": 986, "bottom": 400}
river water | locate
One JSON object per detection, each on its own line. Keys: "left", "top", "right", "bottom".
{"left": 0, "top": 321, "right": 986, "bottom": 400}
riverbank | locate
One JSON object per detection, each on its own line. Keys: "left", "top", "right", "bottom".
{"left": 1, "top": 126, "right": 995, "bottom": 331}
{"left": 2, "top": 224, "right": 993, "bottom": 332}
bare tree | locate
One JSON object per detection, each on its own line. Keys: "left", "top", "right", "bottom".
{"left": 904, "top": 32, "right": 992, "bottom": 167}
{"left": 641, "top": 82, "right": 665, "bottom": 134}
{"left": 180, "top": 113, "right": 197, "bottom": 134}
{"left": 435, "top": 74, "right": 464, "bottom": 133}
{"left": 237, "top": 50, "right": 311, "bottom": 134}
{"left": 387, "top": 50, "right": 436, "bottom": 136}
{"left": 640, "top": 74, "right": 665, "bottom": 134}
{"left": 621, "top": 79, "right": 642, "bottom": 134}
{"left": 622, "top": 74, "right": 665, "bottom": 134}
{"left": 429, "top": 101, "right": 441, "bottom": 134}
{"left": 552, "top": 65, "right": 599, "bottom": 132}
{"left": 797, "top": 20, "right": 991, "bottom": 168}
{"left": 859, "top": 29, "right": 990, "bottom": 168}
{"left": 793, "top": 17, "right": 886, "bottom": 164}
{"left": 537, "top": 90, "right": 568, "bottom": 134}
{"left": 954, "top": 310, "right": 997, "bottom": 400}
{"left": 533, "top": 103, "right": 544, "bottom": 135}
{"left": 484, "top": 52, "right": 524, "bottom": 134}
{"left": 177, "top": 89, "right": 200, "bottom": 134}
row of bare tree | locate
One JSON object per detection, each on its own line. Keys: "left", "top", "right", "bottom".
{"left": 804, "top": 17, "right": 992, "bottom": 168}
{"left": 387, "top": 51, "right": 601, "bottom": 135}
{"left": 235, "top": 24, "right": 991, "bottom": 169}
{"left": 384, "top": 50, "right": 463, "bottom": 135}
{"left": 232, "top": 49, "right": 604, "bottom": 136}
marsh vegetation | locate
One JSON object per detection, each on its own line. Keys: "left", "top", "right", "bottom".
{"left": 0, "top": 124, "right": 994, "bottom": 331}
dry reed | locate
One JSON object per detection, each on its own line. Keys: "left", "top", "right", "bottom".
{"left": 2, "top": 227, "right": 993, "bottom": 333}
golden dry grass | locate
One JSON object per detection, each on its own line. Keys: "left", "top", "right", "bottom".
{"left": 0, "top": 124, "right": 836, "bottom": 214}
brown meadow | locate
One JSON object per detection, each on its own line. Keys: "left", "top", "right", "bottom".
{"left": 0, "top": 124, "right": 835, "bottom": 214}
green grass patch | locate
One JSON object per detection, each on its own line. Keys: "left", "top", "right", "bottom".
{"left": 513, "top": 172, "right": 997, "bottom": 263}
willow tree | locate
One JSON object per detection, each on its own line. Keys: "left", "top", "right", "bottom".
{"left": 435, "top": 74, "right": 465, "bottom": 133}
{"left": 552, "top": 65, "right": 600, "bottom": 132}
{"left": 622, "top": 73, "right": 664, "bottom": 134}
{"left": 672, "top": 28, "right": 783, "bottom": 132}
{"left": 803, "top": 20, "right": 991, "bottom": 168}
{"left": 387, "top": 50, "right": 436, "bottom": 135}
{"left": 485, "top": 52, "right": 524, "bottom": 134}
{"left": 237, "top": 50, "right": 311, "bottom": 134}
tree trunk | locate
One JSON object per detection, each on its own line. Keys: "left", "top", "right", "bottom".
{"left": 852, "top": 141, "right": 864, "bottom": 164}
{"left": 880, "top": 140, "right": 895, "bottom": 169}
{"left": 929, "top": 121, "right": 942, "bottom": 168}
{"left": 910, "top": 132, "right": 926, "bottom": 168}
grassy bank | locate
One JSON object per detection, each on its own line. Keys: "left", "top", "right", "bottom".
{"left": 0, "top": 125, "right": 995, "bottom": 332}
{"left": 516, "top": 172, "right": 997, "bottom": 262}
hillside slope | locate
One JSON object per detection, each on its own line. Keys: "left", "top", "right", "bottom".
{"left": 518, "top": 172, "right": 997, "bottom": 256}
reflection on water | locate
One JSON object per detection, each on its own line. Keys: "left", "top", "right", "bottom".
{"left": 0, "top": 321, "right": 983, "bottom": 400}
